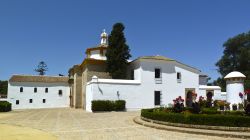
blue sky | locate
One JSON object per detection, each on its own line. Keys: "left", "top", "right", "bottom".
{"left": 0, "top": 0, "right": 250, "bottom": 81}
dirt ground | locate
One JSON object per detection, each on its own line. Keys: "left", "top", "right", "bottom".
{"left": 0, "top": 112, "right": 57, "bottom": 140}
{"left": 0, "top": 108, "right": 244, "bottom": 140}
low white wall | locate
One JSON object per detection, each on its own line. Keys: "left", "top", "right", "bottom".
{"left": 0, "top": 98, "right": 7, "bottom": 101}
{"left": 8, "top": 82, "right": 70, "bottom": 109}
{"left": 198, "top": 85, "right": 222, "bottom": 101}
{"left": 86, "top": 78, "right": 144, "bottom": 112}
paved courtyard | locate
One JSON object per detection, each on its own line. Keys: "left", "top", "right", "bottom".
{"left": 0, "top": 108, "right": 244, "bottom": 140}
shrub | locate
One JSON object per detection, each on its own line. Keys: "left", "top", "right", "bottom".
{"left": 225, "top": 102, "right": 231, "bottom": 110}
{"left": 224, "top": 110, "right": 244, "bottom": 116}
{"left": 201, "top": 107, "right": 218, "bottom": 114}
{"left": 191, "top": 102, "right": 200, "bottom": 114}
{"left": 217, "top": 100, "right": 225, "bottom": 110}
{"left": 213, "top": 100, "right": 219, "bottom": 108}
{"left": 91, "top": 100, "right": 113, "bottom": 111}
{"left": 173, "top": 103, "right": 184, "bottom": 113}
{"left": 141, "top": 109, "right": 250, "bottom": 127}
{"left": 232, "top": 104, "right": 237, "bottom": 111}
{"left": 238, "top": 103, "right": 244, "bottom": 110}
{"left": 114, "top": 100, "right": 126, "bottom": 111}
{"left": 198, "top": 96, "right": 206, "bottom": 108}
{"left": 245, "top": 103, "right": 250, "bottom": 115}
{"left": 0, "top": 101, "right": 12, "bottom": 112}
{"left": 91, "top": 100, "right": 126, "bottom": 112}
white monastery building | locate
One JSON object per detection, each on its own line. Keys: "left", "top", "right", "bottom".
{"left": 7, "top": 30, "right": 245, "bottom": 111}
{"left": 8, "top": 75, "right": 70, "bottom": 109}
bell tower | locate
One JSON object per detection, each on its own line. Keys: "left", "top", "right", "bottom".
{"left": 100, "top": 29, "right": 108, "bottom": 45}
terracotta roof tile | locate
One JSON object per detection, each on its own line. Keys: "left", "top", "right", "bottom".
{"left": 9, "top": 75, "right": 69, "bottom": 83}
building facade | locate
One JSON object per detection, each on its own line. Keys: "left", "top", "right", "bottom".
{"left": 8, "top": 75, "right": 70, "bottom": 109}
{"left": 8, "top": 30, "right": 224, "bottom": 111}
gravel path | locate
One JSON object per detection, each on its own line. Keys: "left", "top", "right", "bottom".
{"left": 0, "top": 108, "right": 244, "bottom": 140}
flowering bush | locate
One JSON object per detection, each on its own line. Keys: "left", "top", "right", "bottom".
{"left": 198, "top": 96, "right": 206, "bottom": 107}
{"left": 239, "top": 92, "right": 244, "bottom": 99}
{"left": 173, "top": 96, "right": 184, "bottom": 104}
{"left": 173, "top": 96, "right": 184, "bottom": 113}
{"left": 245, "top": 89, "right": 250, "bottom": 95}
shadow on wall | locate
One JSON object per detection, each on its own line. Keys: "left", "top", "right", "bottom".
{"left": 141, "top": 61, "right": 176, "bottom": 74}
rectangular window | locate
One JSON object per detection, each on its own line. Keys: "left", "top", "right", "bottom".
{"left": 177, "top": 72, "right": 181, "bottom": 82}
{"left": 58, "top": 90, "right": 63, "bottom": 96}
{"left": 29, "top": 99, "right": 33, "bottom": 103}
{"left": 43, "top": 99, "right": 46, "bottom": 103}
{"left": 34, "top": 88, "right": 37, "bottom": 93}
{"left": 45, "top": 88, "right": 48, "bottom": 93}
{"left": 131, "top": 70, "right": 134, "bottom": 80}
{"left": 16, "top": 100, "right": 19, "bottom": 105}
{"left": 154, "top": 91, "right": 161, "bottom": 106}
{"left": 20, "top": 87, "right": 23, "bottom": 93}
{"left": 155, "top": 68, "right": 161, "bottom": 78}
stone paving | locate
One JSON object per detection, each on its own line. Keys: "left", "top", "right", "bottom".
{"left": 0, "top": 108, "right": 244, "bottom": 140}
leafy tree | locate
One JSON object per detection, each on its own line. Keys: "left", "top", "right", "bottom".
{"left": 106, "top": 23, "right": 131, "bottom": 79}
{"left": 0, "top": 81, "right": 8, "bottom": 95}
{"left": 34, "top": 61, "right": 48, "bottom": 75}
{"left": 215, "top": 31, "right": 250, "bottom": 90}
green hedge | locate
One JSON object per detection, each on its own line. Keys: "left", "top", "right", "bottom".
{"left": 114, "top": 100, "right": 126, "bottom": 111}
{"left": 141, "top": 109, "right": 250, "bottom": 127}
{"left": 91, "top": 100, "right": 126, "bottom": 112}
{"left": 0, "top": 101, "right": 12, "bottom": 112}
{"left": 201, "top": 108, "right": 219, "bottom": 114}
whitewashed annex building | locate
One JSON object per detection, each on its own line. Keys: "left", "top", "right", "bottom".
{"left": 8, "top": 30, "right": 229, "bottom": 111}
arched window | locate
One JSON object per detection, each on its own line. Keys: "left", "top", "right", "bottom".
{"left": 20, "top": 87, "right": 23, "bottom": 93}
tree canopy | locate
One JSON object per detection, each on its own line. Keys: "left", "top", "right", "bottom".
{"left": 215, "top": 31, "right": 250, "bottom": 90}
{"left": 0, "top": 80, "right": 8, "bottom": 95}
{"left": 106, "top": 23, "right": 131, "bottom": 79}
{"left": 34, "top": 61, "right": 48, "bottom": 75}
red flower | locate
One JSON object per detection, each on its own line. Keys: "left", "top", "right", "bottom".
{"left": 245, "top": 89, "right": 250, "bottom": 95}
{"left": 239, "top": 92, "right": 243, "bottom": 98}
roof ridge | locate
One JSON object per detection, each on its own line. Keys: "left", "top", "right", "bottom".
{"left": 12, "top": 74, "right": 68, "bottom": 78}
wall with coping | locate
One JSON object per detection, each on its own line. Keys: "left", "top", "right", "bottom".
{"left": 86, "top": 78, "right": 141, "bottom": 112}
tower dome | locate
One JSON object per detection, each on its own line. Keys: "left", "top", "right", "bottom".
{"left": 224, "top": 71, "right": 246, "bottom": 79}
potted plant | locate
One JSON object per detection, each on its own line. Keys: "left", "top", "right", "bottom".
{"left": 217, "top": 101, "right": 225, "bottom": 111}
{"left": 225, "top": 102, "right": 231, "bottom": 110}
{"left": 238, "top": 103, "right": 244, "bottom": 110}
{"left": 232, "top": 104, "right": 237, "bottom": 111}
{"left": 198, "top": 96, "right": 206, "bottom": 108}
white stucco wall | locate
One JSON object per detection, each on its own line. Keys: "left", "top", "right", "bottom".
{"left": 198, "top": 85, "right": 222, "bottom": 101}
{"left": 86, "top": 59, "right": 201, "bottom": 112}
{"left": 89, "top": 50, "right": 106, "bottom": 60}
{"left": 139, "top": 60, "right": 200, "bottom": 107}
{"left": 226, "top": 80, "right": 244, "bottom": 106}
{"left": 8, "top": 82, "right": 70, "bottom": 109}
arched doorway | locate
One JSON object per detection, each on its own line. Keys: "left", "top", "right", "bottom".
{"left": 206, "top": 91, "right": 213, "bottom": 107}
{"left": 186, "top": 91, "right": 193, "bottom": 107}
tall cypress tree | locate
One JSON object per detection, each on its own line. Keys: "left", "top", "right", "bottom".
{"left": 106, "top": 23, "right": 131, "bottom": 79}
